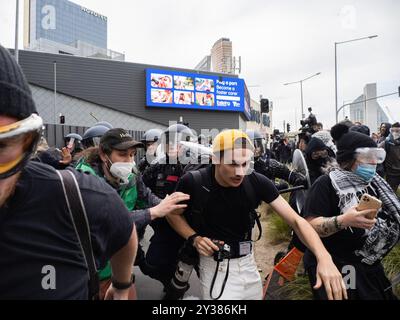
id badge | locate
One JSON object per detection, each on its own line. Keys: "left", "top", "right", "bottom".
{"left": 239, "top": 241, "right": 252, "bottom": 256}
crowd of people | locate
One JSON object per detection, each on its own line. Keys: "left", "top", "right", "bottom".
{"left": 0, "top": 44, "right": 399, "bottom": 300}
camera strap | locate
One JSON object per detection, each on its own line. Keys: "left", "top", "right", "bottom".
{"left": 210, "top": 258, "right": 230, "bottom": 300}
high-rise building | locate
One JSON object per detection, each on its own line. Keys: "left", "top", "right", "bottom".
{"left": 194, "top": 55, "right": 212, "bottom": 72}
{"left": 211, "top": 38, "right": 233, "bottom": 74}
{"left": 349, "top": 83, "right": 389, "bottom": 132}
{"left": 24, "top": 0, "right": 124, "bottom": 60}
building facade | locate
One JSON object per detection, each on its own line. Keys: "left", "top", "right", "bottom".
{"left": 24, "top": 0, "right": 124, "bottom": 60}
{"left": 349, "top": 83, "right": 389, "bottom": 133}
{"left": 17, "top": 49, "right": 248, "bottom": 135}
{"left": 211, "top": 38, "right": 233, "bottom": 74}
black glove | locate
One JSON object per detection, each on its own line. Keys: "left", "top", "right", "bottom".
{"left": 289, "top": 172, "right": 307, "bottom": 189}
{"left": 275, "top": 181, "right": 289, "bottom": 191}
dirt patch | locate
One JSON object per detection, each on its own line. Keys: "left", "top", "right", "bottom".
{"left": 254, "top": 202, "right": 289, "bottom": 281}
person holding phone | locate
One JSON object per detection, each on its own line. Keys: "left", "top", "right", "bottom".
{"left": 302, "top": 123, "right": 400, "bottom": 300}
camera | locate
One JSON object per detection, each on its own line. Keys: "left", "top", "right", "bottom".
{"left": 213, "top": 241, "right": 231, "bottom": 262}
{"left": 300, "top": 107, "right": 317, "bottom": 134}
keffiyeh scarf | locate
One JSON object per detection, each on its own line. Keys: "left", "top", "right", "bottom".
{"left": 329, "top": 168, "right": 400, "bottom": 265}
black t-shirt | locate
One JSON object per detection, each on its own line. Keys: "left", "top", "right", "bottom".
{"left": 0, "top": 161, "right": 133, "bottom": 299}
{"left": 302, "top": 174, "right": 371, "bottom": 267}
{"left": 176, "top": 165, "right": 279, "bottom": 243}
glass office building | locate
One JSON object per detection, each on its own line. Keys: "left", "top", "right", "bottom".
{"left": 25, "top": 0, "right": 107, "bottom": 51}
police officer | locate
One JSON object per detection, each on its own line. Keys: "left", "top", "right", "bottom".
{"left": 138, "top": 128, "right": 163, "bottom": 173}
{"left": 81, "top": 124, "right": 110, "bottom": 149}
{"left": 141, "top": 123, "right": 194, "bottom": 290}
{"left": 246, "top": 129, "right": 306, "bottom": 190}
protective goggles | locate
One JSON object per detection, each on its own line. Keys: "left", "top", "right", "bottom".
{"left": 390, "top": 128, "right": 400, "bottom": 134}
{"left": 355, "top": 147, "right": 386, "bottom": 164}
{"left": 0, "top": 114, "right": 43, "bottom": 140}
{"left": 0, "top": 114, "right": 43, "bottom": 178}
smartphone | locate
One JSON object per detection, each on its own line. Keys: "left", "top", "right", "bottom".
{"left": 356, "top": 194, "right": 382, "bottom": 219}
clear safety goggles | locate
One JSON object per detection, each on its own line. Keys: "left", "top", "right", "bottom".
{"left": 0, "top": 114, "right": 43, "bottom": 140}
{"left": 355, "top": 147, "right": 386, "bottom": 164}
{"left": 0, "top": 114, "right": 43, "bottom": 177}
{"left": 390, "top": 128, "right": 400, "bottom": 134}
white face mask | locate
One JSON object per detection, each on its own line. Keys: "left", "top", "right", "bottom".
{"left": 106, "top": 156, "right": 133, "bottom": 185}
{"left": 392, "top": 132, "right": 400, "bottom": 140}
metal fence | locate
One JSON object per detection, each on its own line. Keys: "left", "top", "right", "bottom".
{"left": 43, "top": 124, "right": 146, "bottom": 161}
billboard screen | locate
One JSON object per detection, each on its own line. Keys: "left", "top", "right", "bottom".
{"left": 146, "top": 68, "right": 245, "bottom": 113}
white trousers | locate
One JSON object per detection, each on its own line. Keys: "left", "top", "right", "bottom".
{"left": 199, "top": 253, "right": 263, "bottom": 300}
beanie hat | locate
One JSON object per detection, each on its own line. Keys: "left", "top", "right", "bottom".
{"left": 331, "top": 123, "right": 376, "bottom": 163}
{"left": 349, "top": 124, "right": 370, "bottom": 136}
{"left": 0, "top": 45, "right": 37, "bottom": 120}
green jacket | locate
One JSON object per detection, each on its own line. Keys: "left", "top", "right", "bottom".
{"left": 75, "top": 159, "right": 160, "bottom": 281}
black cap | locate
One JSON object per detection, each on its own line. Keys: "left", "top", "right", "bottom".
{"left": 0, "top": 45, "right": 37, "bottom": 120}
{"left": 100, "top": 128, "right": 144, "bottom": 150}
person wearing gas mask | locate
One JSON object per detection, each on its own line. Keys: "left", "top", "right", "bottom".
{"left": 379, "top": 122, "right": 400, "bottom": 193}
{"left": 138, "top": 128, "right": 163, "bottom": 173}
{"left": 302, "top": 123, "right": 400, "bottom": 300}
{"left": 246, "top": 129, "right": 306, "bottom": 190}
{"left": 141, "top": 123, "right": 195, "bottom": 293}
{"left": 305, "top": 137, "right": 336, "bottom": 185}
{"left": 75, "top": 128, "right": 189, "bottom": 299}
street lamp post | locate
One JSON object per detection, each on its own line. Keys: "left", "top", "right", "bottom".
{"left": 334, "top": 35, "right": 378, "bottom": 123}
{"left": 15, "top": 0, "right": 19, "bottom": 62}
{"left": 284, "top": 72, "right": 321, "bottom": 120}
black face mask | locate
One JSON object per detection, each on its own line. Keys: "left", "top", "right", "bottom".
{"left": 310, "top": 157, "right": 328, "bottom": 168}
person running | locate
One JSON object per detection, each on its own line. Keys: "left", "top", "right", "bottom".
{"left": 167, "top": 129, "right": 347, "bottom": 300}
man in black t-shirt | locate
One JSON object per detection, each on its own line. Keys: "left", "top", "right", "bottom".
{"left": 0, "top": 45, "right": 137, "bottom": 299}
{"left": 168, "top": 129, "right": 347, "bottom": 300}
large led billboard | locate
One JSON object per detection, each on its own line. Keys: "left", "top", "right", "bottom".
{"left": 146, "top": 68, "right": 245, "bottom": 114}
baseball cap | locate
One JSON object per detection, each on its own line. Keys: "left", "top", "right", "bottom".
{"left": 100, "top": 128, "right": 144, "bottom": 150}
{"left": 212, "top": 129, "right": 254, "bottom": 154}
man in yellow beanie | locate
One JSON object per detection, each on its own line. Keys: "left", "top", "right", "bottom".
{"left": 167, "top": 129, "right": 347, "bottom": 300}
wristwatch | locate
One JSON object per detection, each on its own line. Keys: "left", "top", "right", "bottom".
{"left": 187, "top": 233, "right": 200, "bottom": 246}
{"left": 111, "top": 274, "right": 135, "bottom": 290}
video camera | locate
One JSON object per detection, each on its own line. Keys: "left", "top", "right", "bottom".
{"left": 300, "top": 107, "right": 317, "bottom": 134}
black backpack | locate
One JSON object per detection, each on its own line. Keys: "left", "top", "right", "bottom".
{"left": 185, "top": 165, "right": 262, "bottom": 242}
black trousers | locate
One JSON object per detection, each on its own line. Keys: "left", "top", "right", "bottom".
{"left": 306, "top": 259, "right": 397, "bottom": 300}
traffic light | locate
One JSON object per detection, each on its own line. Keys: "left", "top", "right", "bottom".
{"left": 59, "top": 113, "right": 65, "bottom": 124}
{"left": 287, "top": 123, "right": 291, "bottom": 132}
{"left": 398, "top": 86, "right": 400, "bottom": 97}
{"left": 260, "top": 99, "right": 269, "bottom": 113}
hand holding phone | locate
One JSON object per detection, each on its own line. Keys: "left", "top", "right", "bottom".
{"left": 356, "top": 194, "right": 382, "bottom": 219}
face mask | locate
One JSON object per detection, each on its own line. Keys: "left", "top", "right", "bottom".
{"left": 354, "top": 163, "right": 376, "bottom": 182}
{"left": 106, "top": 156, "right": 133, "bottom": 185}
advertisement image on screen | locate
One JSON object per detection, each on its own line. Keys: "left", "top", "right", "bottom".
{"left": 196, "top": 92, "right": 215, "bottom": 107}
{"left": 151, "top": 89, "right": 173, "bottom": 104}
{"left": 146, "top": 68, "right": 245, "bottom": 113}
{"left": 195, "top": 78, "right": 215, "bottom": 92}
{"left": 151, "top": 73, "right": 173, "bottom": 89}
{"left": 174, "top": 91, "right": 194, "bottom": 105}
{"left": 174, "top": 76, "right": 194, "bottom": 91}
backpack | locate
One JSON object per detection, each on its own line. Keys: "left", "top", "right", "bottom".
{"left": 185, "top": 165, "right": 262, "bottom": 242}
